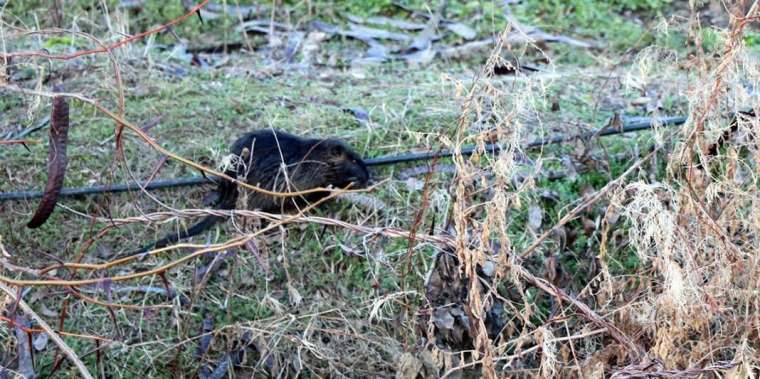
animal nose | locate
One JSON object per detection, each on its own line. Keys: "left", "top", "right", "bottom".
{"left": 347, "top": 174, "right": 369, "bottom": 187}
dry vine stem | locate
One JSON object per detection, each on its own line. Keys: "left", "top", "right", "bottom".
{"left": 9, "top": 207, "right": 451, "bottom": 284}
{"left": 0, "top": 139, "right": 40, "bottom": 145}
{"left": 0, "top": 0, "right": 210, "bottom": 61}
{"left": 0, "top": 282, "right": 94, "bottom": 379}
{"left": 0, "top": 184, "right": 375, "bottom": 287}
{"left": 678, "top": 3, "right": 757, "bottom": 262}
{"left": 447, "top": 28, "right": 513, "bottom": 379}
{"left": 0, "top": 314, "right": 110, "bottom": 341}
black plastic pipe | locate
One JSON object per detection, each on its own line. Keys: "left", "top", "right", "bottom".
{"left": 0, "top": 115, "right": 687, "bottom": 202}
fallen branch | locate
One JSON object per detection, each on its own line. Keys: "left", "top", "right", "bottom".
{"left": 439, "top": 32, "right": 594, "bottom": 60}
{"left": 511, "top": 262, "right": 643, "bottom": 359}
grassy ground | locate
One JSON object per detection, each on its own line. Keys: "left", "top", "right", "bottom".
{"left": 1, "top": 0, "right": 759, "bottom": 378}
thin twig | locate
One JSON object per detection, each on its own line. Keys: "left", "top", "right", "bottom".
{"left": 0, "top": 139, "right": 40, "bottom": 145}
{"left": 0, "top": 184, "right": 386, "bottom": 287}
{"left": 440, "top": 328, "right": 608, "bottom": 378}
{"left": 519, "top": 148, "right": 658, "bottom": 260}
{"left": 1, "top": 0, "right": 210, "bottom": 61}
{"left": 511, "top": 263, "right": 642, "bottom": 358}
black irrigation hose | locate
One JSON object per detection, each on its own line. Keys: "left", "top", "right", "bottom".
{"left": 366, "top": 115, "right": 687, "bottom": 165}
{"left": 0, "top": 115, "right": 687, "bottom": 202}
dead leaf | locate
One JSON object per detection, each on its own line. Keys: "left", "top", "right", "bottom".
{"left": 433, "top": 308, "right": 455, "bottom": 330}
{"left": 236, "top": 19, "right": 290, "bottom": 34}
{"left": 284, "top": 31, "right": 305, "bottom": 63}
{"left": 580, "top": 354, "right": 607, "bottom": 379}
{"left": 287, "top": 283, "right": 303, "bottom": 306}
{"left": 195, "top": 312, "right": 215, "bottom": 358}
{"left": 438, "top": 38, "right": 494, "bottom": 59}
{"left": 405, "top": 0, "right": 446, "bottom": 52}
{"left": 544, "top": 255, "right": 559, "bottom": 284}
{"left": 364, "top": 39, "right": 391, "bottom": 60}
{"left": 301, "top": 31, "right": 328, "bottom": 65}
{"left": 551, "top": 226, "right": 568, "bottom": 251}
{"left": 195, "top": 2, "right": 264, "bottom": 21}
{"left": 33, "top": 332, "right": 49, "bottom": 351}
{"left": 345, "top": 14, "right": 426, "bottom": 30}
{"left": 562, "top": 155, "right": 578, "bottom": 182}
{"left": 396, "top": 352, "right": 424, "bottom": 379}
{"left": 39, "top": 303, "right": 59, "bottom": 318}
{"left": 14, "top": 316, "right": 35, "bottom": 379}
{"left": 581, "top": 216, "right": 597, "bottom": 236}
{"left": 606, "top": 206, "right": 621, "bottom": 225}
{"left": 338, "top": 192, "right": 389, "bottom": 210}
{"left": 444, "top": 22, "right": 477, "bottom": 40}
{"left": 342, "top": 107, "right": 369, "bottom": 122}
{"left": 348, "top": 23, "right": 413, "bottom": 42}
{"left": 528, "top": 204, "right": 543, "bottom": 232}
{"left": 169, "top": 44, "right": 193, "bottom": 63}
{"left": 405, "top": 177, "right": 425, "bottom": 191}
{"left": 402, "top": 47, "right": 437, "bottom": 65}
{"left": 263, "top": 295, "right": 285, "bottom": 315}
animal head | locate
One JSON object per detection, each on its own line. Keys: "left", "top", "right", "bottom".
{"left": 314, "top": 138, "right": 370, "bottom": 190}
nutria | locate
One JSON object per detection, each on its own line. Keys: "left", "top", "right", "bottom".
{"left": 127, "top": 129, "right": 370, "bottom": 256}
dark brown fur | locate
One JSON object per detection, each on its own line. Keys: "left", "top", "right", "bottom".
{"left": 128, "top": 129, "right": 370, "bottom": 256}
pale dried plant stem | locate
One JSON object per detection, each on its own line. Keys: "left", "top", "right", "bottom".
{"left": 0, "top": 282, "right": 94, "bottom": 379}
{"left": 441, "top": 328, "right": 608, "bottom": 378}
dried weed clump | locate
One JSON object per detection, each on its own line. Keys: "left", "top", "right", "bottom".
{"left": 417, "top": 6, "right": 759, "bottom": 379}
{"left": 611, "top": 5, "right": 759, "bottom": 375}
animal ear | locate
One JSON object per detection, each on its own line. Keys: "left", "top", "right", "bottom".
{"left": 328, "top": 143, "right": 344, "bottom": 157}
